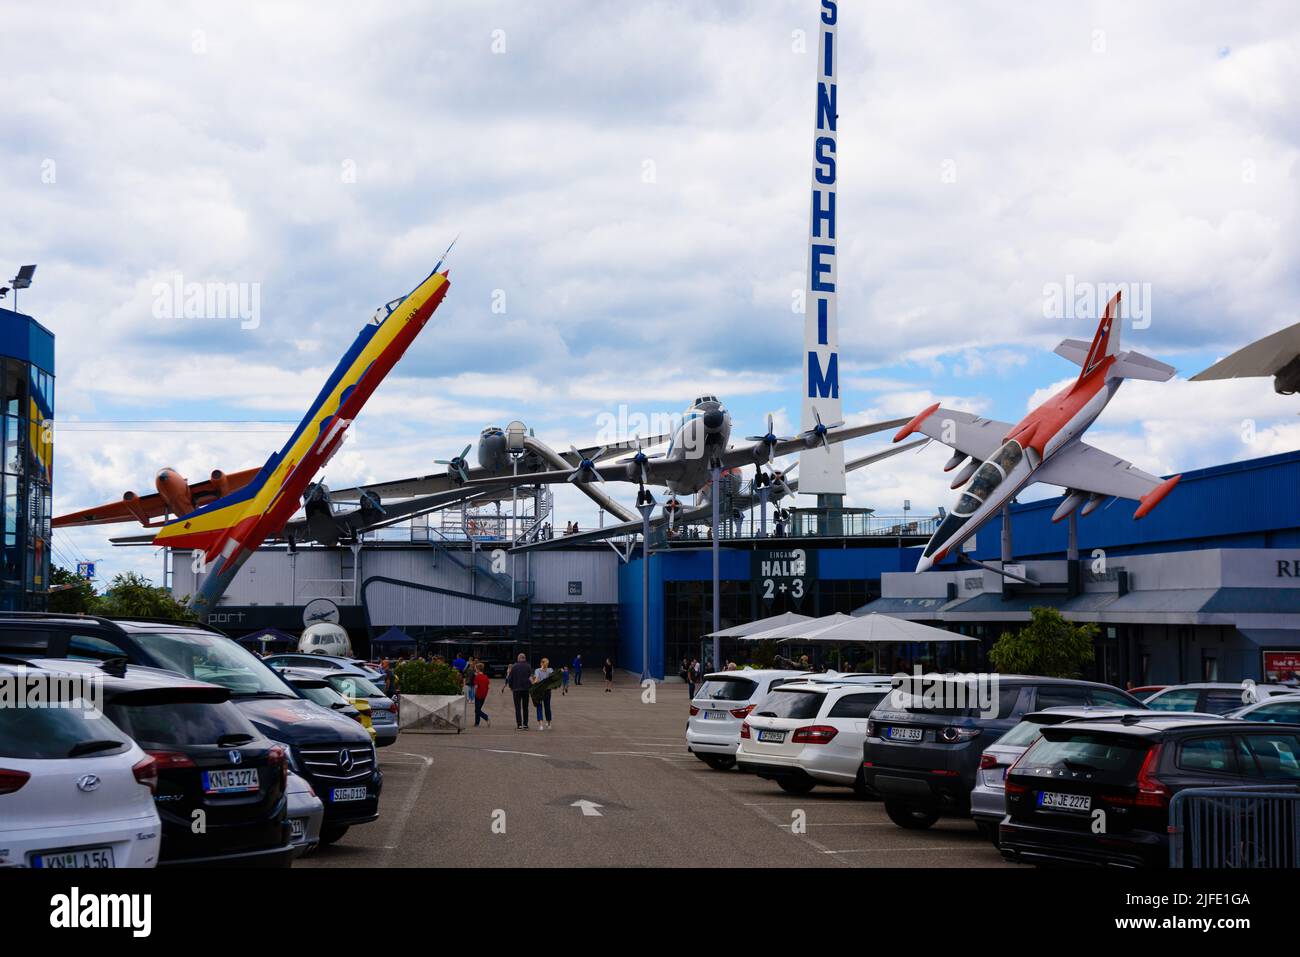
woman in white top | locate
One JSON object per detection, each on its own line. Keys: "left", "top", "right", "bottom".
{"left": 532, "top": 657, "right": 555, "bottom": 729}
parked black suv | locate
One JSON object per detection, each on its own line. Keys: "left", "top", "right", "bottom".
{"left": 0, "top": 613, "right": 381, "bottom": 846}
{"left": 1000, "top": 715, "right": 1300, "bottom": 867}
{"left": 862, "top": 674, "right": 1142, "bottom": 830}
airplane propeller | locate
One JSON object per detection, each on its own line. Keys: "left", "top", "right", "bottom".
{"left": 626, "top": 435, "right": 651, "bottom": 486}
{"left": 567, "top": 445, "right": 607, "bottom": 483}
{"left": 435, "top": 445, "right": 474, "bottom": 485}
{"left": 746, "top": 412, "right": 785, "bottom": 463}
{"left": 803, "top": 406, "right": 844, "bottom": 451}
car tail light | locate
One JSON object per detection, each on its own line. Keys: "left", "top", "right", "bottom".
{"left": 792, "top": 725, "right": 838, "bottom": 745}
{"left": 689, "top": 706, "right": 700, "bottom": 716}
{"left": 730, "top": 704, "right": 756, "bottom": 719}
{"left": 978, "top": 753, "right": 1002, "bottom": 771}
{"left": 388, "top": 700, "right": 399, "bottom": 714}
{"left": 0, "top": 768, "right": 31, "bottom": 795}
{"left": 146, "top": 750, "right": 196, "bottom": 770}
{"left": 132, "top": 755, "right": 159, "bottom": 792}
{"left": 740, "top": 722, "right": 751, "bottom": 739}
{"left": 268, "top": 745, "right": 288, "bottom": 788}
{"left": 939, "top": 726, "right": 981, "bottom": 743}
{"left": 1134, "top": 744, "right": 1170, "bottom": 808}
{"left": 1004, "top": 778, "right": 1028, "bottom": 797}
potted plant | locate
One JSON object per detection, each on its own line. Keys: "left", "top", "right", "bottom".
{"left": 394, "top": 660, "right": 467, "bottom": 732}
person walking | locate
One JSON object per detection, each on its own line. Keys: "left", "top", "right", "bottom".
{"left": 561, "top": 665, "right": 570, "bottom": 695}
{"left": 472, "top": 662, "right": 491, "bottom": 727}
{"left": 572, "top": 654, "right": 583, "bottom": 686}
{"left": 686, "top": 658, "right": 699, "bottom": 699}
{"left": 603, "top": 657, "right": 614, "bottom": 693}
{"left": 502, "top": 653, "right": 533, "bottom": 729}
{"left": 532, "top": 657, "right": 555, "bottom": 730}
{"left": 464, "top": 656, "right": 477, "bottom": 708}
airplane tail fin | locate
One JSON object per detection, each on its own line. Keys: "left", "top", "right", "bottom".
{"left": 1055, "top": 291, "right": 1175, "bottom": 385}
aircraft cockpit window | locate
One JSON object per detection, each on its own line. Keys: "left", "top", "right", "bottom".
{"left": 989, "top": 440, "right": 1024, "bottom": 475}
{"left": 371, "top": 297, "right": 405, "bottom": 325}
{"left": 954, "top": 492, "right": 982, "bottom": 517}
{"left": 966, "top": 461, "right": 1004, "bottom": 503}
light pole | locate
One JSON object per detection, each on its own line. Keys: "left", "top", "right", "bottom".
{"left": 711, "top": 461, "right": 721, "bottom": 672}
{"left": 636, "top": 490, "right": 656, "bottom": 682}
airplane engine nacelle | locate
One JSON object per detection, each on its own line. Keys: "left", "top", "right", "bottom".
{"left": 155, "top": 468, "right": 195, "bottom": 516}
{"left": 943, "top": 451, "right": 968, "bottom": 473}
{"left": 950, "top": 458, "right": 982, "bottom": 490}
{"left": 210, "top": 469, "right": 231, "bottom": 498}
{"left": 750, "top": 440, "right": 773, "bottom": 463}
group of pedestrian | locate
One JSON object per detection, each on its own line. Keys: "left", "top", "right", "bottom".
{"left": 679, "top": 656, "right": 701, "bottom": 697}
{"left": 502, "top": 653, "right": 560, "bottom": 730}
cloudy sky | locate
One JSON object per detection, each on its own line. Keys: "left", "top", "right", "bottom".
{"left": 5, "top": 0, "right": 1298, "bottom": 584}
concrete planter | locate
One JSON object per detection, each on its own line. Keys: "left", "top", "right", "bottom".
{"left": 398, "top": 694, "right": 468, "bottom": 733}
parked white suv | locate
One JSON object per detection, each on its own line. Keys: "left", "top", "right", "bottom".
{"left": 737, "top": 680, "right": 893, "bottom": 796}
{"left": 0, "top": 665, "right": 162, "bottom": 868}
{"left": 687, "top": 670, "right": 805, "bottom": 770}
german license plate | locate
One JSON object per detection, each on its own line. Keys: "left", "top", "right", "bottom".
{"left": 1038, "top": 790, "right": 1091, "bottom": 812}
{"left": 289, "top": 818, "right": 306, "bottom": 841}
{"left": 33, "top": 846, "right": 115, "bottom": 868}
{"left": 331, "top": 786, "right": 368, "bottom": 803}
{"left": 886, "top": 726, "right": 924, "bottom": 742}
{"left": 757, "top": 730, "right": 786, "bottom": 743}
{"left": 203, "top": 768, "right": 260, "bottom": 794}
{"left": 703, "top": 710, "right": 729, "bottom": 720}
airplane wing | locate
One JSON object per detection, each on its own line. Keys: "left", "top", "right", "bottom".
{"left": 1191, "top": 321, "right": 1300, "bottom": 380}
{"left": 56, "top": 496, "right": 171, "bottom": 529}
{"left": 277, "top": 484, "right": 512, "bottom": 545}
{"left": 54, "top": 466, "right": 264, "bottom": 529}
{"left": 1034, "top": 440, "right": 1179, "bottom": 516}
{"left": 511, "top": 501, "right": 715, "bottom": 553}
{"left": 723, "top": 416, "right": 910, "bottom": 468}
{"left": 891, "top": 404, "right": 1014, "bottom": 461}
{"left": 326, "top": 432, "right": 676, "bottom": 502}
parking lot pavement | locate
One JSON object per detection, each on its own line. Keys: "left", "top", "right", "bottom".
{"left": 300, "top": 675, "right": 1017, "bottom": 868}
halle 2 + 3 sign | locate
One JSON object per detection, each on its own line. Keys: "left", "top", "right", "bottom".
{"left": 752, "top": 547, "right": 816, "bottom": 610}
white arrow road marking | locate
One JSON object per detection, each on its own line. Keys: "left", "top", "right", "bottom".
{"left": 484, "top": 748, "right": 548, "bottom": 758}
{"left": 571, "top": 799, "right": 604, "bottom": 817}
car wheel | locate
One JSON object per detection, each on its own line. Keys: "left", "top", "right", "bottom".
{"left": 702, "top": 755, "right": 736, "bottom": 771}
{"left": 852, "top": 769, "right": 876, "bottom": 800}
{"left": 975, "top": 820, "right": 1000, "bottom": 848}
{"left": 777, "top": 777, "right": 816, "bottom": 795}
{"left": 318, "top": 824, "right": 350, "bottom": 846}
{"left": 885, "top": 802, "right": 939, "bottom": 829}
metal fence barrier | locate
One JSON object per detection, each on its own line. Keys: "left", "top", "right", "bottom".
{"left": 1169, "top": 785, "right": 1300, "bottom": 868}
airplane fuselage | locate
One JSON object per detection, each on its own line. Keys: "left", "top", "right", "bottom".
{"left": 660, "top": 397, "right": 733, "bottom": 496}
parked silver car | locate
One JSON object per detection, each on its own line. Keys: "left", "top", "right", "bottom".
{"left": 286, "top": 770, "right": 324, "bottom": 856}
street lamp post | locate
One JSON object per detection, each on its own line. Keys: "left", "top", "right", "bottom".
{"left": 637, "top": 492, "right": 656, "bottom": 682}
{"left": 711, "top": 462, "right": 721, "bottom": 672}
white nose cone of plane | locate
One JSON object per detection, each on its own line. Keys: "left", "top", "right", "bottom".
{"left": 914, "top": 553, "right": 936, "bottom": 574}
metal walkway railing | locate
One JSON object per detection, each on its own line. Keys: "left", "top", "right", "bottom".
{"left": 1169, "top": 785, "right": 1300, "bottom": 868}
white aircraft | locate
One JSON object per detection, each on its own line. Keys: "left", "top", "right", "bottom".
{"left": 468, "top": 395, "right": 912, "bottom": 498}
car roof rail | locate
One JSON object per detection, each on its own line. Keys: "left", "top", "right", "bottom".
{"left": 0, "top": 610, "right": 115, "bottom": 624}
{"left": 110, "top": 615, "right": 227, "bottom": 634}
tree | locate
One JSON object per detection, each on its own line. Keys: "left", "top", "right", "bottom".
{"left": 47, "top": 564, "right": 97, "bottom": 614}
{"left": 988, "top": 606, "right": 1097, "bottom": 678}
{"left": 93, "top": 572, "right": 197, "bottom": 622}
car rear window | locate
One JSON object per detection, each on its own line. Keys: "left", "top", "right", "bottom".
{"left": 0, "top": 704, "right": 132, "bottom": 759}
{"left": 1203, "top": 690, "right": 1250, "bottom": 714}
{"left": 997, "top": 717, "right": 1053, "bottom": 749}
{"left": 1017, "top": 732, "right": 1150, "bottom": 782}
{"left": 697, "top": 678, "right": 758, "bottom": 702}
{"left": 105, "top": 699, "right": 258, "bottom": 748}
{"left": 754, "top": 689, "right": 826, "bottom": 719}
{"left": 1147, "top": 688, "right": 1199, "bottom": 711}
{"left": 828, "top": 692, "right": 886, "bottom": 718}
{"left": 328, "top": 675, "right": 383, "bottom": 698}
{"left": 1178, "top": 735, "right": 1237, "bottom": 774}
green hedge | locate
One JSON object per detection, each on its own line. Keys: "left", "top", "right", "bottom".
{"left": 394, "top": 659, "right": 462, "bottom": 695}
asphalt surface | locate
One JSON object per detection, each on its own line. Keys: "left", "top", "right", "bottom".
{"left": 300, "top": 673, "right": 1018, "bottom": 868}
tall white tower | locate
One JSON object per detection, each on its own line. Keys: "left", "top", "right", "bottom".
{"left": 798, "top": 0, "right": 844, "bottom": 499}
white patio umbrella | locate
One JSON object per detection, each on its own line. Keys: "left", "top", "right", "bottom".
{"left": 779, "top": 613, "right": 977, "bottom": 644}
{"left": 703, "top": 611, "right": 814, "bottom": 640}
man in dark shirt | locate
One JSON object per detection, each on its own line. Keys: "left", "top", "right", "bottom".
{"left": 503, "top": 653, "right": 533, "bottom": 730}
